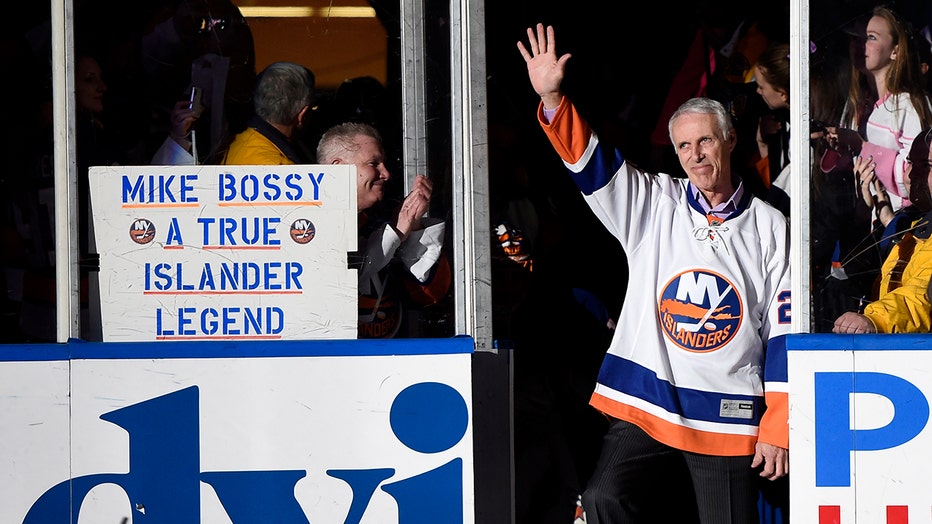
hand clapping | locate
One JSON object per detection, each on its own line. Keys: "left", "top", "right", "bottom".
{"left": 394, "top": 174, "right": 432, "bottom": 239}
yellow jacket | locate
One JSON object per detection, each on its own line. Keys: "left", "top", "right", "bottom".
{"left": 223, "top": 127, "right": 293, "bottom": 165}
{"left": 864, "top": 215, "right": 932, "bottom": 333}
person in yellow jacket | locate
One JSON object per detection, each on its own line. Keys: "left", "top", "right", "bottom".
{"left": 223, "top": 61, "right": 316, "bottom": 165}
{"left": 834, "top": 127, "right": 932, "bottom": 333}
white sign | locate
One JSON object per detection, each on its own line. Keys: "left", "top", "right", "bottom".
{"left": 789, "top": 334, "right": 932, "bottom": 524}
{"left": 1, "top": 338, "right": 475, "bottom": 523}
{"left": 88, "top": 165, "right": 358, "bottom": 341}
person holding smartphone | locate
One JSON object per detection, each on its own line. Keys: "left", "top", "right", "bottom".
{"left": 151, "top": 86, "right": 204, "bottom": 165}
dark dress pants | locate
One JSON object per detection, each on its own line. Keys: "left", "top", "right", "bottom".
{"left": 582, "top": 418, "right": 760, "bottom": 524}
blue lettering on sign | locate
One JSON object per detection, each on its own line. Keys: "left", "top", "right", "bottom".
{"left": 815, "top": 372, "right": 930, "bottom": 487}
{"left": 156, "top": 306, "right": 285, "bottom": 336}
{"left": 218, "top": 172, "right": 325, "bottom": 202}
{"left": 24, "top": 382, "right": 468, "bottom": 523}
{"left": 165, "top": 217, "right": 184, "bottom": 245}
{"left": 122, "top": 174, "right": 197, "bottom": 203}
{"left": 327, "top": 382, "right": 468, "bottom": 523}
{"left": 145, "top": 262, "right": 303, "bottom": 291}
{"left": 197, "top": 216, "right": 281, "bottom": 246}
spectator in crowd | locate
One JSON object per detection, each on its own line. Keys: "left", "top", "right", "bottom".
{"left": 75, "top": 53, "right": 124, "bottom": 257}
{"left": 816, "top": 5, "right": 932, "bottom": 331}
{"left": 824, "top": 5, "right": 932, "bottom": 213}
{"left": 76, "top": 51, "right": 134, "bottom": 340}
{"left": 151, "top": 87, "right": 205, "bottom": 165}
{"left": 141, "top": 0, "right": 256, "bottom": 164}
{"left": 808, "top": 29, "right": 870, "bottom": 333}
{"left": 518, "top": 23, "right": 791, "bottom": 523}
{"left": 223, "top": 61, "right": 316, "bottom": 165}
{"left": 919, "top": 30, "right": 932, "bottom": 92}
{"left": 310, "top": 76, "right": 390, "bottom": 144}
{"left": 316, "top": 122, "right": 450, "bottom": 338}
{"left": 648, "top": 2, "right": 787, "bottom": 183}
{"left": 751, "top": 41, "right": 791, "bottom": 217}
{"left": 834, "top": 127, "right": 932, "bottom": 334}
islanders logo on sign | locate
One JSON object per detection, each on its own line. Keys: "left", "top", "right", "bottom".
{"left": 658, "top": 269, "right": 742, "bottom": 352}
{"left": 289, "top": 218, "right": 316, "bottom": 244}
{"left": 128, "top": 218, "right": 156, "bottom": 245}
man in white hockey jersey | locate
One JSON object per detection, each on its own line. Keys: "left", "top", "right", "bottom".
{"left": 518, "top": 24, "right": 791, "bottom": 523}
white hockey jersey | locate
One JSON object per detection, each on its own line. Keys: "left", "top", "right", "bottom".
{"left": 539, "top": 99, "right": 792, "bottom": 456}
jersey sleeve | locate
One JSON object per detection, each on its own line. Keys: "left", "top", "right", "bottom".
{"left": 757, "top": 220, "right": 792, "bottom": 449}
{"left": 537, "top": 97, "right": 661, "bottom": 248}
{"left": 536, "top": 97, "right": 620, "bottom": 195}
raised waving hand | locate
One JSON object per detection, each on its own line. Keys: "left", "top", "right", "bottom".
{"left": 516, "top": 23, "right": 571, "bottom": 109}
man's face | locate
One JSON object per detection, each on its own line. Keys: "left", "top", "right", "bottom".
{"left": 337, "top": 135, "right": 390, "bottom": 212}
{"left": 672, "top": 112, "right": 736, "bottom": 195}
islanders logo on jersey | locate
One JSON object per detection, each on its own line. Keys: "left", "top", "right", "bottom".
{"left": 658, "top": 269, "right": 742, "bottom": 352}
